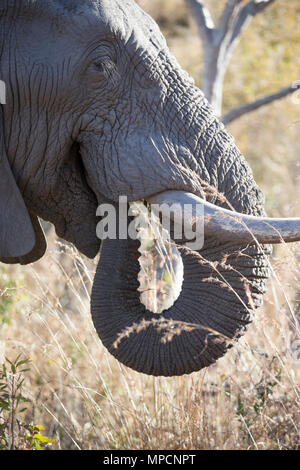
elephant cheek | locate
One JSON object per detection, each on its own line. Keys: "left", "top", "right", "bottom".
{"left": 90, "top": 235, "right": 268, "bottom": 377}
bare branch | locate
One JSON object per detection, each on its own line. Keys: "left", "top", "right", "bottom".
{"left": 217, "top": 0, "right": 244, "bottom": 44}
{"left": 228, "top": 0, "right": 276, "bottom": 50}
{"left": 222, "top": 83, "right": 300, "bottom": 125}
{"left": 188, "top": 0, "right": 215, "bottom": 43}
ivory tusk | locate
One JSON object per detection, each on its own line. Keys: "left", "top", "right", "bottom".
{"left": 147, "top": 190, "right": 300, "bottom": 245}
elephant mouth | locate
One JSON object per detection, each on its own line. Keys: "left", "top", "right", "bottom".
{"left": 53, "top": 141, "right": 101, "bottom": 259}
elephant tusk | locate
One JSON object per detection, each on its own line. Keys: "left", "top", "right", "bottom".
{"left": 147, "top": 190, "right": 300, "bottom": 245}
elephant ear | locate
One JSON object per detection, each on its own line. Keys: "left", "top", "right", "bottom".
{"left": 0, "top": 105, "right": 46, "bottom": 264}
{"left": 0, "top": 214, "right": 47, "bottom": 265}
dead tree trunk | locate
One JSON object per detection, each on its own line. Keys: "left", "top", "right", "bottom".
{"left": 188, "top": 0, "right": 300, "bottom": 123}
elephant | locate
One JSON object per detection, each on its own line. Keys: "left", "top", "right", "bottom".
{"left": 1, "top": 0, "right": 300, "bottom": 377}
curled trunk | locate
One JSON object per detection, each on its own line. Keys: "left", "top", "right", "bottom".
{"left": 91, "top": 231, "right": 270, "bottom": 376}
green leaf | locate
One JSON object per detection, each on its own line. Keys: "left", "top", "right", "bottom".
{"left": 34, "top": 433, "right": 57, "bottom": 445}
{"left": 16, "top": 359, "right": 30, "bottom": 368}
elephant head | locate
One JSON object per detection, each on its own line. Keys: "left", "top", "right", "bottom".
{"left": 1, "top": 0, "right": 300, "bottom": 376}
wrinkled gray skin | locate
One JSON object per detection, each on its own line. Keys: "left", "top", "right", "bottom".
{"left": 0, "top": 0, "right": 271, "bottom": 376}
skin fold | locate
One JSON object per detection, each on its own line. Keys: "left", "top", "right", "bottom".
{"left": 0, "top": 0, "right": 274, "bottom": 376}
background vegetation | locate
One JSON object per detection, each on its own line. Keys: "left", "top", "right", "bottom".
{"left": 0, "top": 0, "right": 299, "bottom": 450}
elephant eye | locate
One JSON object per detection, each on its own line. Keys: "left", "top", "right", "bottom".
{"left": 89, "top": 54, "right": 120, "bottom": 89}
{"left": 92, "top": 58, "right": 120, "bottom": 89}
{"left": 94, "top": 61, "right": 107, "bottom": 73}
{"left": 94, "top": 58, "right": 118, "bottom": 80}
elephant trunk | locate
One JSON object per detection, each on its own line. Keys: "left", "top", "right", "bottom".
{"left": 90, "top": 65, "right": 279, "bottom": 377}
{"left": 90, "top": 224, "right": 270, "bottom": 376}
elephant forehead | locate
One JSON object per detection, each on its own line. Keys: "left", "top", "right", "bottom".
{"left": 62, "top": 0, "right": 168, "bottom": 59}
{"left": 5, "top": 0, "right": 166, "bottom": 58}
{"left": 52, "top": 0, "right": 164, "bottom": 44}
{"left": 95, "top": 0, "right": 167, "bottom": 52}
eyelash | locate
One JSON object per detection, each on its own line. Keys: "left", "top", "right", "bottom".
{"left": 94, "top": 58, "right": 121, "bottom": 89}
{"left": 95, "top": 58, "right": 116, "bottom": 76}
